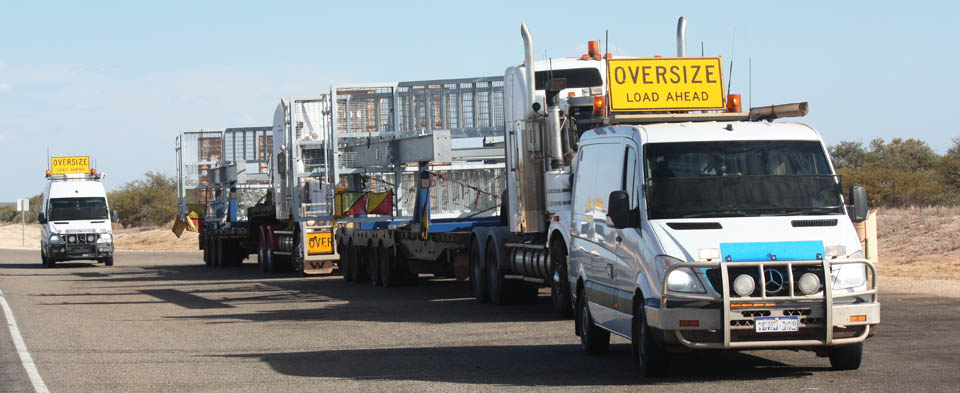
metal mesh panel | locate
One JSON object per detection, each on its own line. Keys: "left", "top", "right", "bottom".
{"left": 335, "top": 87, "right": 394, "bottom": 134}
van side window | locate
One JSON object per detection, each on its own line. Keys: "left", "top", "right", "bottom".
{"left": 623, "top": 146, "right": 638, "bottom": 209}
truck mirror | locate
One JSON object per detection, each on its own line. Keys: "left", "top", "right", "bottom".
{"left": 849, "top": 185, "right": 868, "bottom": 222}
{"left": 112, "top": 210, "right": 120, "bottom": 223}
{"left": 37, "top": 213, "right": 46, "bottom": 224}
{"left": 606, "top": 190, "right": 634, "bottom": 228}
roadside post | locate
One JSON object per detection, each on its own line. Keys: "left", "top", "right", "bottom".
{"left": 16, "top": 198, "right": 29, "bottom": 246}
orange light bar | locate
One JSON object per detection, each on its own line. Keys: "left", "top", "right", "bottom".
{"left": 45, "top": 170, "right": 52, "bottom": 177}
{"left": 593, "top": 96, "right": 605, "bottom": 115}
{"left": 726, "top": 94, "right": 742, "bottom": 113}
{"left": 850, "top": 315, "right": 867, "bottom": 322}
{"left": 679, "top": 320, "right": 700, "bottom": 327}
{"left": 567, "top": 91, "right": 576, "bottom": 97}
{"left": 732, "top": 303, "right": 776, "bottom": 308}
{"left": 587, "top": 40, "right": 600, "bottom": 58}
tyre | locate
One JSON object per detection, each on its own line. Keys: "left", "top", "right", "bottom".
{"left": 470, "top": 238, "right": 489, "bottom": 302}
{"left": 550, "top": 238, "right": 572, "bottom": 316}
{"left": 209, "top": 236, "right": 219, "bottom": 268}
{"left": 485, "top": 240, "right": 507, "bottom": 305}
{"left": 42, "top": 250, "right": 53, "bottom": 268}
{"left": 203, "top": 238, "right": 211, "bottom": 266}
{"left": 266, "top": 231, "right": 278, "bottom": 273}
{"left": 342, "top": 241, "right": 354, "bottom": 282}
{"left": 349, "top": 245, "right": 366, "bottom": 282}
{"left": 103, "top": 256, "right": 114, "bottom": 267}
{"left": 215, "top": 236, "right": 225, "bottom": 268}
{"left": 829, "top": 342, "right": 863, "bottom": 370}
{"left": 369, "top": 242, "right": 382, "bottom": 286}
{"left": 379, "top": 243, "right": 394, "bottom": 287}
{"left": 578, "top": 286, "right": 610, "bottom": 354}
{"left": 633, "top": 295, "right": 668, "bottom": 377}
{"left": 257, "top": 229, "right": 267, "bottom": 272}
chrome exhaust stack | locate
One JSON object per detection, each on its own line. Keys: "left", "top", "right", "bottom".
{"left": 521, "top": 22, "right": 536, "bottom": 116}
{"left": 677, "top": 16, "right": 687, "bottom": 57}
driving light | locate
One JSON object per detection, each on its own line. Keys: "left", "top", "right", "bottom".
{"left": 67, "top": 235, "right": 77, "bottom": 243}
{"left": 832, "top": 264, "right": 867, "bottom": 290}
{"left": 798, "top": 272, "right": 821, "bottom": 295}
{"left": 86, "top": 234, "right": 97, "bottom": 243}
{"left": 667, "top": 268, "right": 706, "bottom": 293}
{"left": 733, "top": 274, "right": 756, "bottom": 297}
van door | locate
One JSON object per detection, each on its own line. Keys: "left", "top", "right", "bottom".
{"left": 572, "top": 141, "right": 625, "bottom": 331}
{"left": 611, "top": 143, "right": 643, "bottom": 335}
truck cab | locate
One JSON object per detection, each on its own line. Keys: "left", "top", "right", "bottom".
{"left": 38, "top": 171, "right": 116, "bottom": 267}
{"left": 570, "top": 121, "right": 879, "bottom": 374}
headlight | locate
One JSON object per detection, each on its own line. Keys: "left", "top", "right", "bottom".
{"left": 798, "top": 272, "right": 822, "bottom": 295}
{"left": 666, "top": 268, "right": 706, "bottom": 293}
{"left": 49, "top": 234, "right": 63, "bottom": 243}
{"left": 832, "top": 264, "right": 866, "bottom": 290}
{"left": 98, "top": 233, "right": 113, "bottom": 243}
{"left": 733, "top": 274, "right": 756, "bottom": 297}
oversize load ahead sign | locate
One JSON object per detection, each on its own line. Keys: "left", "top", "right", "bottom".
{"left": 50, "top": 156, "right": 90, "bottom": 175}
{"left": 607, "top": 57, "right": 725, "bottom": 112}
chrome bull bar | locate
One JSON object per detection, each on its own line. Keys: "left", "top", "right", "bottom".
{"left": 660, "top": 258, "right": 878, "bottom": 349}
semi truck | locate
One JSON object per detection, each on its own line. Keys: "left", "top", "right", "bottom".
{"left": 38, "top": 156, "right": 117, "bottom": 267}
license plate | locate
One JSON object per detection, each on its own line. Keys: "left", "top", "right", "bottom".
{"left": 755, "top": 316, "right": 799, "bottom": 333}
{"left": 306, "top": 232, "right": 334, "bottom": 255}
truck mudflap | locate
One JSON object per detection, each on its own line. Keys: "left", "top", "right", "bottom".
{"left": 649, "top": 258, "right": 879, "bottom": 349}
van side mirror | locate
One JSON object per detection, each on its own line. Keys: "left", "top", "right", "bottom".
{"left": 37, "top": 213, "right": 46, "bottom": 224}
{"left": 606, "top": 190, "right": 635, "bottom": 228}
{"left": 849, "top": 185, "right": 868, "bottom": 222}
{"left": 112, "top": 210, "right": 120, "bottom": 223}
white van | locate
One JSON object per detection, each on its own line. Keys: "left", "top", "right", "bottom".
{"left": 38, "top": 173, "right": 116, "bottom": 267}
{"left": 569, "top": 121, "right": 879, "bottom": 375}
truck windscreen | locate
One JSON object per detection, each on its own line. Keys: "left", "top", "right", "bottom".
{"left": 49, "top": 197, "right": 109, "bottom": 221}
{"left": 644, "top": 141, "right": 842, "bottom": 219}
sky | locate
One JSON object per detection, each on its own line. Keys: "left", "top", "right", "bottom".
{"left": 1, "top": 1, "right": 958, "bottom": 201}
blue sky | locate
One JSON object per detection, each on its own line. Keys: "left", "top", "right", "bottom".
{"left": 1, "top": 1, "right": 958, "bottom": 201}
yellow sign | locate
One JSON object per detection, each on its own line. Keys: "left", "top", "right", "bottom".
{"left": 50, "top": 156, "right": 90, "bottom": 175}
{"left": 306, "top": 232, "right": 334, "bottom": 255}
{"left": 606, "top": 57, "right": 725, "bottom": 112}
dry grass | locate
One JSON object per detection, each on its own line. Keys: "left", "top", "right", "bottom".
{"left": 877, "top": 207, "right": 960, "bottom": 280}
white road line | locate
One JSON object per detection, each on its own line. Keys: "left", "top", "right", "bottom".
{"left": 0, "top": 288, "right": 50, "bottom": 393}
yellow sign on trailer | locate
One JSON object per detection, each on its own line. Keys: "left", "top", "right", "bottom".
{"left": 606, "top": 57, "right": 725, "bottom": 112}
{"left": 50, "top": 156, "right": 90, "bottom": 175}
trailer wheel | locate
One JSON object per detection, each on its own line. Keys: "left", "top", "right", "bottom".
{"left": 470, "top": 238, "right": 489, "bottom": 302}
{"left": 349, "top": 245, "right": 367, "bottom": 282}
{"left": 215, "top": 236, "right": 225, "bottom": 268}
{"left": 202, "top": 238, "right": 211, "bottom": 266}
{"left": 378, "top": 242, "right": 394, "bottom": 287}
{"left": 829, "top": 342, "right": 863, "bottom": 370}
{"left": 368, "top": 241, "right": 382, "bottom": 287}
{"left": 633, "top": 292, "right": 668, "bottom": 376}
{"left": 578, "top": 286, "right": 610, "bottom": 354}
{"left": 266, "top": 235, "right": 279, "bottom": 274}
{"left": 485, "top": 240, "right": 507, "bottom": 305}
{"left": 257, "top": 228, "right": 267, "bottom": 272}
{"left": 341, "top": 240, "right": 353, "bottom": 282}
{"left": 550, "top": 237, "right": 572, "bottom": 316}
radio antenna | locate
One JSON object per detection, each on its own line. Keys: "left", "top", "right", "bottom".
{"left": 701, "top": 42, "right": 704, "bottom": 56}
{"left": 749, "top": 58, "right": 753, "bottom": 109}
{"left": 605, "top": 29, "right": 609, "bottom": 56}
{"left": 727, "top": 28, "right": 736, "bottom": 95}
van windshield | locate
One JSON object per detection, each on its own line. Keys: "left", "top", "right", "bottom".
{"left": 644, "top": 141, "right": 843, "bottom": 219}
{"left": 48, "top": 197, "right": 109, "bottom": 221}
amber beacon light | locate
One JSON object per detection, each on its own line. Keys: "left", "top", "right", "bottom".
{"left": 726, "top": 94, "right": 742, "bottom": 113}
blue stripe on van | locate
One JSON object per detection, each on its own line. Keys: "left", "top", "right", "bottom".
{"left": 719, "top": 241, "right": 825, "bottom": 262}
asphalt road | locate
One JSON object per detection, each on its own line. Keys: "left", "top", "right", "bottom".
{"left": 0, "top": 248, "right": 957, "bottom": 392}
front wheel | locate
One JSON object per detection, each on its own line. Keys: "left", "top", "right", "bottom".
{"left": 103, "top": 256, "right": 114, "bottom": 267}
{"left": 550, "top": 238, "right": 572, "bottom": 316}
{"left": 633, "top": 297, "right": 667, "bottom": 377}
{"left": 829, "top": 343, "right": 863, "bottom": 370}
{"left": 485, "top": 241, "right": 506, "bottom": 305}
{"left": 470, "top": 239, "right": 489, "bottom": 302}
{"left": 577, "top": 286, "right": 609, "bottom": 354}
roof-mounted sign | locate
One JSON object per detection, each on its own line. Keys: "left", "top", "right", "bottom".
{"left": 606, "top": 57, "right": 725, "bottom": 112}
{"left": 50, "top": 156, "right": 90, "bottom": 175}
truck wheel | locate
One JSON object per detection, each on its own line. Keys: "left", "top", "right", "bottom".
{"left": 369, "top": 241, "right": 382, "bottom": 286}
{"left": 203, "top": 239, "right": 211, "bottom": 266}
{"left": 266, "top": 234, "right": 279, "bottom": 273}
{"left": 470, "top": 238, "right": 489, "bottom": 302}
{"left": 103, "top": 256, "right": 114, "bottom": 267}
{"left": 342, "top": 241, "right": 354, "bottom": 281}
{"left": 349, "top": 245, "right": 366, "bottom": 282}
{"left": 257, "top": 229, "right": 267, "bottom": 272}
{"left": 550, "top": 237, "right": 572, "bottom": 316}
{"left": 633, "top": 295, "right": 667, "bottom": 376}
{"left": 378, "top": 243, "right": 393, "bottom": 287}
{"left": 209, "top": 237, "right": 218, "bottom": 268}
{"left": 215, "top": 236, "right": 225, "bottom": 268}
{"left": 578, "top": 286, "right": 610, "bottom": 354}
{"left": 829, "top": 342, "right": 863, "bottom": 370}
{"left": 485, "top": 240, "right": 507, "bottom": 305}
